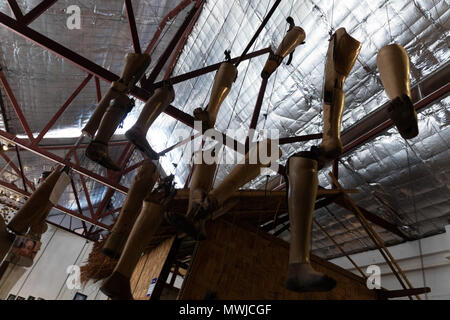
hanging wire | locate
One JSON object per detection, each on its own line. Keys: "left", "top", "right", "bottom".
{"left": 385, "top": 3, "right": 394, "bottom": 43}
{"left": 405, "top": 141, "right": 428, "bottom": 300}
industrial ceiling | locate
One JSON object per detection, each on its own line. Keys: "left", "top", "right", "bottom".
{"left": 0, "top": 0, "right": 449, "bottom": 260}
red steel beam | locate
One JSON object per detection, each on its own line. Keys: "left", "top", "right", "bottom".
{"left": 0, "top": 12, "right": 247, "bottom": 155}
{"left": 152, "top": 47, "right": 271, "bottom": 90}
{"left": 0, "top": 178, "right": 110, "bottom": 230}
{"left": 143, "top": 1, "right": 204, "bottom": 86}
{"left": 21, "top": 0, "right": 58, "bottom": 25}
{"left": 0, "top": 129, "right": 129, "bottom": 194}
{"left": 6, "top": 0, "right": 23, "bottom": 20}
{"left": 69, "top": 176, "right": 89, "bottom": 235}
{"left": 73, "top": 152, "right": 96, "bottom": 220}
{"left": 0, "top": 68, "right": 34, "bottom": 141}
{"left": 144, "top": 0, "right": 195, "bottom": 54}
{"left": 33, "top": 74, "right": 92, "bottom": 145}
{"left": 124, "top": 0, "right": 142, "bottom": 54}
{"left": 246, "top": 77, "right": 269, "bottom": 149}
{"left": 0, "top": 151, "right": 35, "bottom": 191}
{"left": 235, "top": 0, "right": 281, "bottom": 67}
{"left": 342, "top": 82, "right": 450, "bottom": 154}
{"left": 94, "top": 77, "right": 102, "bottom": 102}
{"left": 278, "top": 133, "right": 322, "bottom": 145}
{"left": 163, "top": 0, "right": 206, "bottom": 79}
{"left": 45, "top": 220, "right": 98, "bottom": 242}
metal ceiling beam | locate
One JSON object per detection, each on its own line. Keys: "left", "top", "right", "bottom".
{"left": 33, "top": 74, "right": 93, "bottom": 145}
{"left": 144, "top": 0, "right": 196, "bottom": 54}
{"left": 0, "top": 11, "right": 248, "bottom": 154}
{"left": 342, "top": 63, "right": 450, "bottom": 154}
{"left": 0, "top": 129, "right": 129, "bottom": 194}
{"left": 162, "top": 0, "right": 207, "bottom": 79}
{"left": 124, "top": 0, "right": 142, "bottom": 54}
{"left": 0, "top": 68, "right": 34, "bottom": 141}
{"left": 0, "top": 178, "right": 110, "bottom": 230}
{"left": 21, "top": 0, "right": 58, "bottom": 25}
{"left": 6, "top": 0, "right": 23, "bottom": 20}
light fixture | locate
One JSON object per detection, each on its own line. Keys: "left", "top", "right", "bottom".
{"left": 2, "top": 144, "right": 8, "bottom": 151}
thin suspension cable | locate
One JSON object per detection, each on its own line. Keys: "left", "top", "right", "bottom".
{"left": 406, "top": 142, "right": 428, "bottom": 300}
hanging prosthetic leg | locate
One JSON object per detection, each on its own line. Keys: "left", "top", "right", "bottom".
{"left": 100, "top": 176, "right": 176, "bottom": 300}
{"left": 167, "top": 140, "right": 281, "bottom": 240}
{"left": 193, "top": 51, "right": 237, "bottom": 131}
{"left": 165, "top": 149, "right": 218, "bottom": 240}
{"left": 85, "top": 94, "right": 135, "bottom": 171}
{"left": 261, "top": 17, "right": 306, "bottom": 79}
{"left": 7, "top": 168, "right": 65, "bottom": 235}
{"left": 377, "top": 44, "right": 418, "bottom": 139}
{"left": 6, "top": 204, "right": 50, "bottom": 268}
{"left": 102, "top": 160, "right": 159, "bottom": 258}
{"left": 285, "top": 152, "right": 336, "bottom": 292}
{"left": 125, "top": 83, "right": 175, "bottom": 159}
{"left": 313, "top": 28, "right": 361, "bottom": 166}
{"left": 82, "top": 53, "right": 150, "bottom": 138}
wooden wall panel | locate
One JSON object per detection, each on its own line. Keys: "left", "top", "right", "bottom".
{"left": 179, "top": 219, "right": 379, "bottom": 300}
{"left": 130, "top": 236, "right": 175, "bottom": 300}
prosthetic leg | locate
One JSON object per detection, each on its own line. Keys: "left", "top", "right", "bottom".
{"left": 285, "top": 152, "right": 336, "bottom": 292}
{"left": 167, "top": 140, "right": 281, "bottom": 240}
{"left": 261, "top": 17, "right": 306, "bottom": 79}
{"left": 125, "top": 84, "right": 175, "bottom": 159}
{"left": 82, "top": 53, "right": 150, "bottom": 138}
{"left": 7, "top": 169, "right": 62, "bottom": 235}
{"left": 102, "top": 160, "right": 159, "bottom": 258}
{"left": 101, "top": 177, "right": 176, "bottom": 300}
{"left": 193, "top": 53, "right": 237, "bottom": 130}
{"left": 377, "top": 44, "right": 418, "bottom": 139}
{"left": 85, "top": 94, "right": 134, "bottom": 171}
{"left": 317, "top": 28, "right": 361, "bottom": 165}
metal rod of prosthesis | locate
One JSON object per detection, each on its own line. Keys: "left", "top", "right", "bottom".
{"left": 313, "top": 218, "right": 366, "bottom": 279}
{"left": 14, "top": 145, "right": 28, "bottom": 193}
{"left": 235, "top": 0, "right": 281, "bottom": 67}
{"left": 246, "top": 77, "right": 268, "bottom": 151}
{"left": 329, "top": 173, "right": 418, "bottom": 300}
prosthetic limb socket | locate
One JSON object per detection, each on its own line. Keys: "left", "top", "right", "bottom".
{"left": 102, "top": 160, "right": 159, "bottom": 258}
{"left": 261, "top": 24, "right": 306, "bottom": 79}
{"left": 377, "top": 44, "right": 418, "bottom": 139}
{"left": 317, "top": 28, "right": 361, "bottom": 165}
{"left": 125, "top": 84, "right": 175, "bottom": 159}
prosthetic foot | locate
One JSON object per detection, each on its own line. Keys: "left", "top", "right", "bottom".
{"left": 8, "top": 169, "right": 62, "bottom": 235}
{"left": 125, "top": 84, "right": 175, "bottom": 159}
{"left": 377, "top": 44, "right": 418, "bottom": 139}
{"left": 261, "top": 17, "right": 306, "bottom": 79}
{"left": 102, "top": 160, "right": 159, "bottom": 258}
{"left": 167, "top": 140, "right": 282, "bottom": 240}
{"left": 318, "top": 28, "right": 361, "bottom": 165}
{"left": 100, "top": 178, "right": 176, "bottom": 300}
{"left": 82, "top": 53, "right": 150, "bottom": 138}
{"left": 285, "top": 152, "right": 336, "bottom": 292}
{"left": 194, "top": 54, "right": 237, "bottom": 130}
{"left": 86, "top": 94, "right": 134, "bottom": 171}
